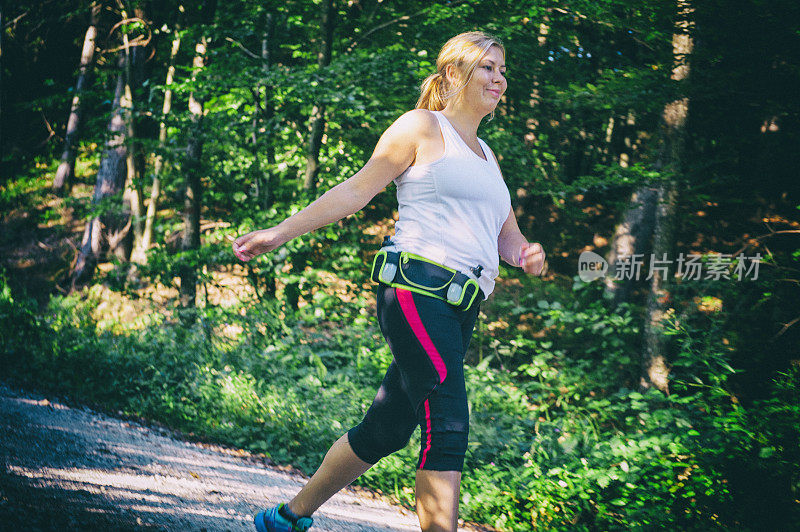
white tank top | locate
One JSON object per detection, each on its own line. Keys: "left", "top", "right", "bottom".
{"left": 387, "top": 110, "right": 512, "bottom": 299}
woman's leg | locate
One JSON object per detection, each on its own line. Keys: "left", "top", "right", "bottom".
{"left": 415, "top": 469, "right": 462, "bottom": 532}
{"left": 287, "top": 360, "right": 419, "bottom": 517}
{"left": 382, "top": 288, "right": 478, "bottom": 531}
{"left": 295, "top": 285, "right": 478, "bottom": 529}
{"left": 413, "top": 296, "right": 480, "bottom": 532}
{"left": 411, "top": 371, "right": 468, "bottom": 532}
{"left": 285, "top": 432, "right": 372, "bottom": 517}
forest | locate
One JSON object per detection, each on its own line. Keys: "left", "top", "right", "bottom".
{"left": 1, "top": 0, "right": 799, "bottom": 530}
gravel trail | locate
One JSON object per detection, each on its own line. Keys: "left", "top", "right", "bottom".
{"left": 0, "top": 383, "right": 473, "bottom": 531}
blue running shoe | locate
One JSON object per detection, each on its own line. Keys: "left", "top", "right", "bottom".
{"left": 254, "top": 503, "right": 314, "bottom": 532}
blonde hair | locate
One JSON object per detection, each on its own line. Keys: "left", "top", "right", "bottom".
{"left": 416, "top": 31, "right": 506, "bottom": 120}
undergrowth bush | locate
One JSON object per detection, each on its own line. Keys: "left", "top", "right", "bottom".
{"left": 1, "top": 268, "right": 798, "bottom": 530}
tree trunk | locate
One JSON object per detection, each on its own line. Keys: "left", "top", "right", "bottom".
{"left": 522, "top": 14, "right": 550, "bottom": 148}
{"left": 0, "top": 1, "right": 4, "bottom": 160}
{"left": 252, "top": 12, "right": 274, "bottom": 210}
{"left": 179, "top": 36, "right": 208, "bottom": 308}
{"left": 132, "top": 28, "right": 180, "bottom": 264}
{"left": 603, "top": 187, "right": 658, "bottom": 305}
{"left": 603, "top": 116, "right": 614, "bottom": 163}
{"left": 71, "top": 54, "right": 128, "bottom": 287}
{"left": 619, "top": 110, "right": 636, "bottom": 168}
{"left": 303, "top": 0, "right": 334, "bottom": 192}
{"left": 52, "top": 2, "right": 100, "bottom": 196}
{"left": 641, "top": 183, "right": 678, "bottom": 393}
{"left": 639, "top": 0, "right": 694, "bottom": 394}
{"left": 263, "top": 15, "right": 276, "bottom": 174}
{"left": 120, "top": 14, "right": 145, "bottom": 261}
{"left": 263, "top": 12, "right": 275, "bottom": 207}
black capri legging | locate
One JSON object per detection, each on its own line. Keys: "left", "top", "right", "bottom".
{"left": 347, "top": 284, "right": 483, "bottom": 472}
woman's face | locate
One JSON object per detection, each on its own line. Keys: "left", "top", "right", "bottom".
{"left": 450, "top": 45, "right": 507, "bottom": 114}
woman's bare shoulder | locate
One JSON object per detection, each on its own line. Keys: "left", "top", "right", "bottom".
{"left": 388, "top": 109, "right": 439, "bottom": 140}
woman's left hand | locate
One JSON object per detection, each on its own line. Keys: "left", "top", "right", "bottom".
{"left": 519, "top": 242, "right": 547, "bottom": 276}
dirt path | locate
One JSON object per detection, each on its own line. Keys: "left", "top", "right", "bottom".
{"left": 0, "top": 383, "right": 474, "bottom": 531}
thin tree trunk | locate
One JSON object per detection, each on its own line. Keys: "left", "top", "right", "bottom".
{"left": 132, "top": 28, "right": 180, "bottom": 264}
{"left": 0, "top": 0, "right": 4, "bottom": 159}
{"left": 523, "top": 14, "right": 550, "bottom": 148}
{"left": 620, "top": 110, "right": 636, "bottom": 168}
{"left": 53, "top": 2, "right": 100, "bottom": 195}
{"left": 71, "top": 54, "right": 128, "bottom": 287}
{"left": 251, "top": 12, "right": 274, "bottom": 209}
{"left": 603, "top": 116, "right": 614, "bottom": 163}
{"left": 303, "top": 0, "right": 334, "bottom": 192}
{"left": 179, "top": 36, "right": 208, "bottom": 308}
{"left": 640, "top": 0, "right": 694, "bottom": 394}
{"left": 260, "top": 12, "right": 274, "bottom": 208}
{"left": 120, "top": 10, "right": 144, "bottom": 261}
{"left": 303, "top": 104, "right": 325, "bottom": 193}
{"left": 263, "top": 14, "right": 276, "bottom": 175}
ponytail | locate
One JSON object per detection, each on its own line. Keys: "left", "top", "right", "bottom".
{"left": 416, "top": 72, "right": 447, "bottom": 111}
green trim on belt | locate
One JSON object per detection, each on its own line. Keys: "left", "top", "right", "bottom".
{"left": 370, "top": 249, "right": 481, "bottom": 311}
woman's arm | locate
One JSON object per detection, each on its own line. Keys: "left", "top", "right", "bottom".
{"left": 498, "top": 206, "right": 528, "bottom": 266}
{"left": 485, "top": 144, "right": 546, "bottom": 276}
{"left": 497, "top": 206, "right": 547, "bottom": 276}
{"left": 233, "top": 110, "right": 434, "bottom": 261}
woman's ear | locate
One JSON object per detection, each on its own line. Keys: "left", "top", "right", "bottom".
{"left": 444, "top": 64, "right": 459, "bottom": 87}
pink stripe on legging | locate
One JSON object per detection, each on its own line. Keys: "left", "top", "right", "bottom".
{"left": 419, "top": 399, "right": 432, "bottom": 469}
{"left": 395, "top": 288, "right": 447, "bottom": 383}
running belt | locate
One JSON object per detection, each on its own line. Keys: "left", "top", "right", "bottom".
{"left": 371, "top": 237, "right": 483, "bottom": 311}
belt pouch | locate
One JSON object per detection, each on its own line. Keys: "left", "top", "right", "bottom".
{"left": 397, "top": 252, "right": 456, "bottom": 296}
{"left": 446, "top": 272, "right": 480, "bottom": 311}
{"left": 371, "top": 249, "right": 400, "bottom": 284}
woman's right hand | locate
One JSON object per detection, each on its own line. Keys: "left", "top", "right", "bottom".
{"left": 232, "top": 226, "right": 287, "bottom": 262}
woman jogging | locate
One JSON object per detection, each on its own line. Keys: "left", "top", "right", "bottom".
{"left": 234, "top": 31, "right": 546, "bottom": 532}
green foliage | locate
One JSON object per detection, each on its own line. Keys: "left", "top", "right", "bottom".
{"left": 3, "top": 269, "right": 799, "bottom": 530}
